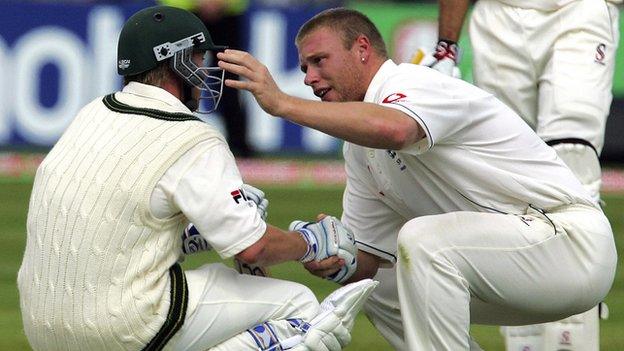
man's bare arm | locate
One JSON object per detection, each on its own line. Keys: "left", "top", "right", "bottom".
{"left": 217, "top": 49, "right": 424, "bottom": 150}
{"left": 438, "top": 0, "right": 471, "bottom": 42}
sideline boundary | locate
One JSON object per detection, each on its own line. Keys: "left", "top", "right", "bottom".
{"left": 3, "top": 152, "right": 624, "bottom": 192}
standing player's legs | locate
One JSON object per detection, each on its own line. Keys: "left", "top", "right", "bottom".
{"left": 167, "top": 263, "right": 319, "bottom": 351}
{"left": 470, "top": 1, "right": 620, "bottom": 349}
{"left": 395, "top": 207, "right": 616, "bottom": 351}
{"left": 536, "top": 0, "right": 619, "bottom": 203}
{"left": 469, "top": 0, "right": 540, "bottom": 130}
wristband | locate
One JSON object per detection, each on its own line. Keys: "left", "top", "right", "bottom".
{"left": 297, "top": 228, "right": 318, "bottom": 263}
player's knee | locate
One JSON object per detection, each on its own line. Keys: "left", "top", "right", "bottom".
{"left": 398, "top": 217, "right": 440, "bottom": 254}
{"left": 281, "top": 282, "right": 319, "bottom": 321}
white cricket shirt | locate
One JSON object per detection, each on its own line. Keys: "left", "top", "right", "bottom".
{"left": 342, "top": 60, "right": 596, "bottom": 263}
{"left": 150, "top": 138, "right": 266, "bottom": 259}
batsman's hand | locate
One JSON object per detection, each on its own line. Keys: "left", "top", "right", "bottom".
{"left": 181, "top": 223, "right": 212, "bottom": 255}
{"left": 411, "top": 40, "right": 461, "bottom": 78}
{"left": 181, "top": 183, "right": 268, "bottom": 256}
{"left": 217, "top": 49, "right": 287, "bottom": 116}
{"left": 290, "top": 216, "right": 358, "bottom": 284}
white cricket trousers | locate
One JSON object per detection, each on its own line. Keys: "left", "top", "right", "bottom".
{"left": 469, "top": 0, "right": 620, "bottom": 153}
{"left": 395, "top": 204, "right": 616, "bottom": 350}
{"left": 165, "top": 263, "right": 319, "bottom": 350}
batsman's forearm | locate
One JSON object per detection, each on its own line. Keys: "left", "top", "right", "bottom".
{"left": 438, "top": 0, "right": 470, "bottom": 42}
{"left": 277, "top": 95, "right": 423, "bottom": 150}
{"left": 237, "top": 225, "right": 308, "bottom": 267}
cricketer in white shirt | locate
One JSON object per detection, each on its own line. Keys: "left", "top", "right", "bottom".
{"left": 343, "top": 60, "right": 616, "bottom": 350}
{"left": 216, "top": 7, "right": 618, "bottom": 350}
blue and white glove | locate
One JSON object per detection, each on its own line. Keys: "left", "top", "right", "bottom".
{"left": 181, "top": 223, "right": 212, "bottom": 255}
{"left": 411, "top": 39, "right": 461, "bottom": 78}
{"left": 289, "top": 216, "right": 358, "bottom": 284}
{"left": 242, "top": 183, "right": 268, "bottom": 221}
{"left": 181, "top": 183, "right": 268, "bottom": 255}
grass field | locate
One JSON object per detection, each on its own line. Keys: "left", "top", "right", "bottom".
{"left": 2, "top": 180, "right": 623, "bottom": 350}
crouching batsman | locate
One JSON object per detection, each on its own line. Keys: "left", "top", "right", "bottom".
{"left": 17, "top": 6, "right": 376, "bottom": 351}
{"left": 217, "top": 7, "right": 617, "bottom": 351}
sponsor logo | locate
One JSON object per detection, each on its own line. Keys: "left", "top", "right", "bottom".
{"left": 154, "top": 32, "right": 206, "bottom": 61}
{"left": 387, "top": 150, "right": 407, "bottom": 171}
{"left": 595, "top": 43, "right": 606, "bottom": 65}
{"left": 117, "top": 59, "right": 130, "bottom": 70}
{"left": 382, "top": 93, "right": 407, "bottom": 103}
{"left": 231, "top": 188, "right": 249, "bottom": 204}
{"left": 519, "top": 216, "right": 533, "bottom": 226}
{"left": 559, "top": 330, "right": 572, "bottom": 345}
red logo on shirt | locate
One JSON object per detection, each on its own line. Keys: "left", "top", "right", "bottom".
{"left": 231, "top": 189, "right": 249, "bottom": 204}
{"left": 382, "top": 93, "right": 407, "bottom": 103}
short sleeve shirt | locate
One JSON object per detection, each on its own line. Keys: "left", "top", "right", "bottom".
{"left": 150, "top": 140, "right": 266, "bottom": 259}
{"left": 343, "top": 60, "right": 596, "bottom": 262}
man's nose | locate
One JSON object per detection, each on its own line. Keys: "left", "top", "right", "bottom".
{"left": 304, "top": 68, "right": 319, "bottom": 86}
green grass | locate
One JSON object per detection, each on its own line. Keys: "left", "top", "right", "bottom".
{"left": 2, "top": 181, "right": 623, "bottom": 350}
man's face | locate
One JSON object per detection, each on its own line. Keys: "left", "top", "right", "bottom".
{"left": 190, "top": 51, "right": 206, "bottom": 101}
{"left": 298, "top": 27, "right": 365, "bottom": 102}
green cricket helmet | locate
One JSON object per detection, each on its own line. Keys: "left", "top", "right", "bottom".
{"left": 117, "top": 5, "right": 227, "bottom": 113}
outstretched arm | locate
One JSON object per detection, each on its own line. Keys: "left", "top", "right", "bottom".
{"left": 217, "top": 50, "right": 424, "bottom": 150}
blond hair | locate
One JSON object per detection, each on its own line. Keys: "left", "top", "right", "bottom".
{"left": 296, "top": 8, "right": 388, "bottom": 58}
{"left": 123, "top": 62, "right": 173, "bottom": 87}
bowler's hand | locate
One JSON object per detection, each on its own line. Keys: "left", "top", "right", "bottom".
{"left": 217, "top": 49, "right": 287, "bottom": 116}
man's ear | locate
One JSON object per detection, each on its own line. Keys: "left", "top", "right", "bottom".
{"left": 354, "top": 34, "right": 372, "bottom": 62}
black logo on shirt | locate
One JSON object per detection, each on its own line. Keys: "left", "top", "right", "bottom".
{"left": 387, "top": 150, "right": 407, "bottom": 171}
{"left": 595, "top": 43, "right": 606, "bottom": 65}
{"left": 231, "top": 188, "right": 249, "bottom": 204}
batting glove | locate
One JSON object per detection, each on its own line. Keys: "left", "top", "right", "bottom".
{"left": 289, "top": 216, "right": 358, "bottom": 284}
{"left": 242, "top": 183, "right": 268, "bottom": 221}
{"left": 181, "top": 183, "right": 268, "bottom": 255}
{"left": 181, "top": 223, "right": 212, "bottom": 255}
{"left": 411, "top": 39, "right": 461, "bottom": 78}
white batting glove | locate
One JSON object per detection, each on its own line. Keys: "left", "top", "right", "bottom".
{"left": 289, "top": 216, "right": 358, "bottom": 284}
{"left": 242, "top": 183, "right": 268, "bottom": 221}
{"left": 411, "top": 39, "right": 461, "bottom": 78}
{"left": 181, "top": 183, "right": 268, "bottom": 255}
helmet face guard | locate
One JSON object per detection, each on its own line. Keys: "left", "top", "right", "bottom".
{"left": 170, "top": 48, "right": 224, "bottom": 114}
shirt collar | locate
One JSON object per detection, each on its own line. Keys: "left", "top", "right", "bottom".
{"left": 364, "top": 59, "right": 398, "bottom": 103}
{"left": 117, "top": 82, "right": 193, "bottom": 115}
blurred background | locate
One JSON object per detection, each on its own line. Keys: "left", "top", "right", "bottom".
{"left": 1, "top": 0, "right": 623, "bottom": 350}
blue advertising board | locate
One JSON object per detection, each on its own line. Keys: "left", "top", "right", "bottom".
{"left": 241, "top": 1, "right": 342, "bottom": 153}
{"left": 0, "top": 0, "right": 343, "bottom": 154}
{"left": 0, "top": 1, "right": 153, "bottom": 147}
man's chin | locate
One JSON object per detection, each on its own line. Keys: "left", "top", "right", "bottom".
{"left": 321, "top": 92, "right": 340, "bottom": 102}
